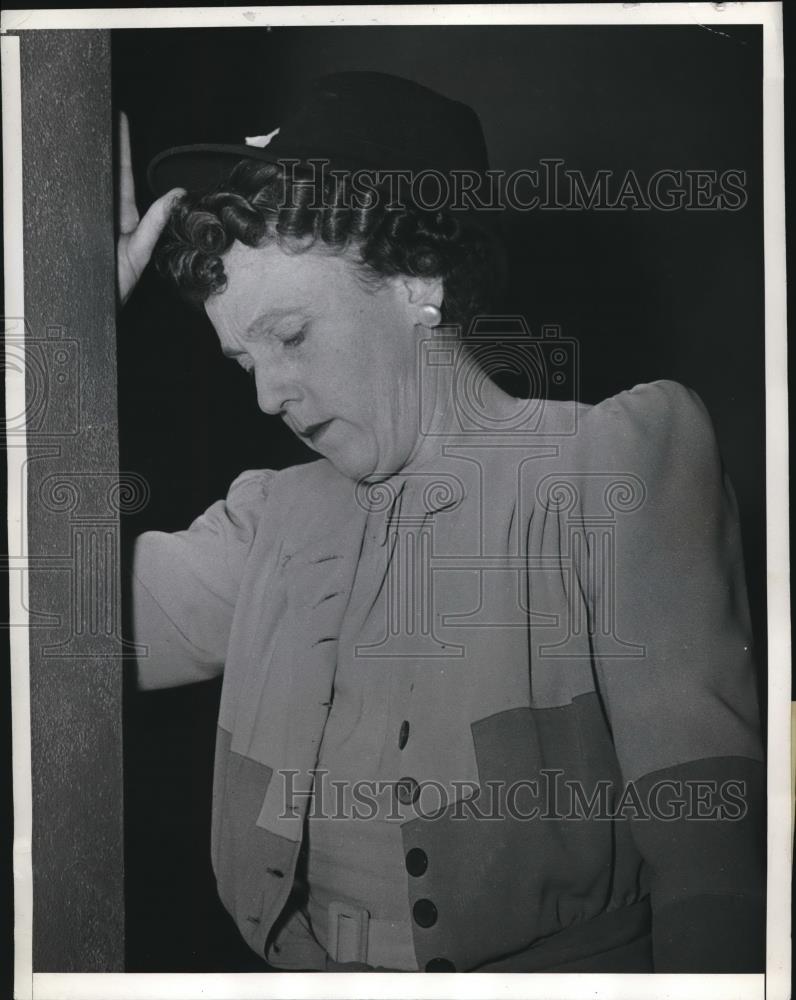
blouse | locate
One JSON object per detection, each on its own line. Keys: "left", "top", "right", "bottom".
{"left": 131, "top": 378, "right": 765, "bottom": 973}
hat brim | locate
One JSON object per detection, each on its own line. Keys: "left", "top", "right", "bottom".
{"left": 147, "top": 141, "right": 407, "bottom": 197}
{"left": 148, "top": 143, "right": 286, "bottom": 198}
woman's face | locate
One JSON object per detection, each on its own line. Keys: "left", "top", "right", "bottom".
{"left": 204, "top": 239, "right": 442, "bottom": 481}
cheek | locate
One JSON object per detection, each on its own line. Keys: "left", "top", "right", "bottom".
{"left": 356, "top": 343, "right": 417, "bottom": 428}
{"left": 331, "top": 327, "right": 404, "bottom": 398}
{"left": 362, "top": 318, "right": 419, "bottom": 393}
{"left": 312, "top": 297, "right": 418, "bottom": 425}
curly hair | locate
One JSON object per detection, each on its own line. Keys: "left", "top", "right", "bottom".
{"left": 154, "top": 159, "right": 506, "bottom": 334}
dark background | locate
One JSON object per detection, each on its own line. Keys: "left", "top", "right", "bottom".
{"left": 112, "top": 24, "right": 765, "bottom": 972}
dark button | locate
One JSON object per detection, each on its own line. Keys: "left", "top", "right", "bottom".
{"left": 398, "top": 719, "right": 410, "bottom": 749}
{"left": 413, "top": 898, "right": 438, "bottom": 928}
{"left": 425, "top": 958, "right": 456, "bottom": 972}
{"left": 395, "top": 776, "right": 420, "bottom": 805}
{"left": 405, "top": 847, "right": 428, "bottom": 877}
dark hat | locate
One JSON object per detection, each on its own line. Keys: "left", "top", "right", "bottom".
{"left": 147, "top": 70, "right": 490, "bottom": 197}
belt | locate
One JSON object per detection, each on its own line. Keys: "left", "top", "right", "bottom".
{"left": 326, "top": 900, "right": 415, "bottom": 970}
{"left": 323, "top": 897, "right": 653, "bottom": 973}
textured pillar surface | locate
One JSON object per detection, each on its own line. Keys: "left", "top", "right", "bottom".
{"left": 19, "top": 29, "right": 125, "bottom": 971}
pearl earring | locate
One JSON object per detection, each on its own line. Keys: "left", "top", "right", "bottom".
{"left": 420, "top": 304, "right": 442, "bottom": 327}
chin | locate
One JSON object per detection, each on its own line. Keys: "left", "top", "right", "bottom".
{"left": 332, "top": 455, "right": 403, "bottom": 486}
{"left": 323, "top": 434, "right": 402, "bottom": 484}
{"left": 325, "top": 447, "right": 378, "bottom": 484}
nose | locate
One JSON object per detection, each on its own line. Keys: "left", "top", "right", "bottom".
{"left": 253, "top": 362, "right": 299, "bottom": 416}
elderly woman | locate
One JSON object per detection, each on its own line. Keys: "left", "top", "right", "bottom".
{"left": 120, "top": 71, "right": 764, "bottom": 974}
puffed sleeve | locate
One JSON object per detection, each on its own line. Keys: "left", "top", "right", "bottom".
{"left": 131, "top": 469, "right": 275, "bottom": 690}
{"left": 578, "top": 380, "right": 764, "bottom": 972}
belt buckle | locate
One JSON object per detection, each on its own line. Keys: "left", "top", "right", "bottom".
{"left": 328, "top": 900, "right": 370, "bottom": 965}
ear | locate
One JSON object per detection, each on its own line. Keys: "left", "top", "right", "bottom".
{"left": 398, "top": 274, "right": 443, "bottom": 309}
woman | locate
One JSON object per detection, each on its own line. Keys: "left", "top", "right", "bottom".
{"left": 121, "top": 71, "right": 764, "bottom": 973}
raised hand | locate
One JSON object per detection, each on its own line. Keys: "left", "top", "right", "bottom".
{"left": 117, "top": 110, "right": 185, "bottom": 305}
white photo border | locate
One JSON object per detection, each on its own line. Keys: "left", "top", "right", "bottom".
{"left": 2, "top": 5, "right": 789, "bottom": 1000}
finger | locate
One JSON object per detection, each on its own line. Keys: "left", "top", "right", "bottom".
{"left": 118, "top": 110, "right": 140, "bottom": 234}
{"left": 126, "top": 187, "right": 185, "bottom": 269}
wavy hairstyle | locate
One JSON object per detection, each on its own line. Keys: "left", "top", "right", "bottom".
{"left": 154, "top": 159, "right": 506, "bottom": 333}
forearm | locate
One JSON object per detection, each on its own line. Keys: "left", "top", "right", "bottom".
{"left": 131, "top": 564, "right": 225, "bottom": 690}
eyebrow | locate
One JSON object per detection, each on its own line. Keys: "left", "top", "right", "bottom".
{"left": 242, "top": 308, "right": 304, "bottom": 342}
{"left": 219, "top": 307, "right": 307, "bottom": 360}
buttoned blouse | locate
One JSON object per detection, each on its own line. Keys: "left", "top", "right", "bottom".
{"left": 131, "top": 379, "right": 764, "bottom": 972}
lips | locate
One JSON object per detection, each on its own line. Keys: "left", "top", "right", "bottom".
{"left": 296, "top": 419, "right": 332, "bottom": 441}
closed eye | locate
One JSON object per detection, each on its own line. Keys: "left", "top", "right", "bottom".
{"left": 281, "top": 326, "right": 307, "bottom": 349}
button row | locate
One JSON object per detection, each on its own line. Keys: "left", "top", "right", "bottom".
{"left": 404, "top": 851, "right": 454, "bottom": 971}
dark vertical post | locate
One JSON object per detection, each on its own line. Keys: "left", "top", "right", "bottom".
{"left": 19, "top": 30, "right": 125, "bottom": 970}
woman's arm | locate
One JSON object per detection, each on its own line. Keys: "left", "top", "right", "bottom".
{"left": 581, "top": 380, "right": 765, "bottom": 972}
{"left": 116, "top": 111, "right": 183, "bottom": 305}
{"left": 132, "top": 469, "right": 275, "bottom": 690}
{"left": 115, "top": 109, "right": 260, "bottom": 690}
